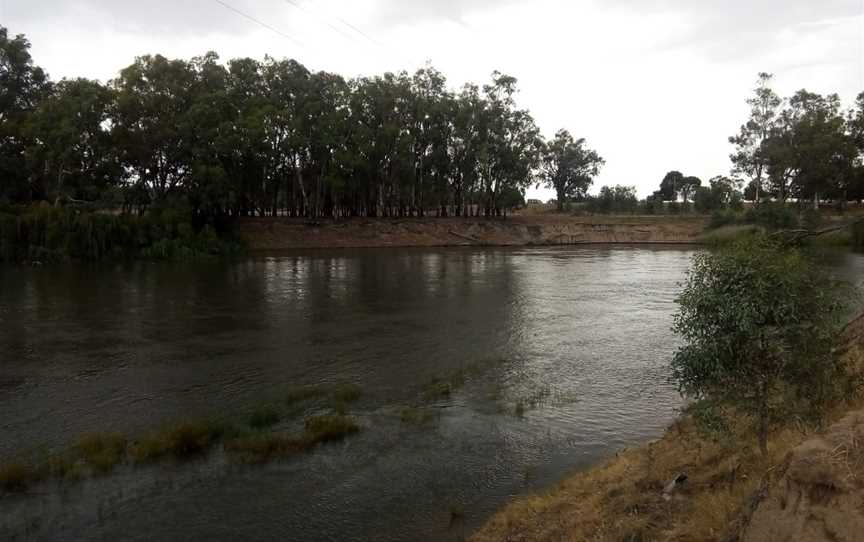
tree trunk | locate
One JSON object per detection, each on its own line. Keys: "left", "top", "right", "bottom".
{"left": 757, "top": 379, "right": 769, "bottom": 456}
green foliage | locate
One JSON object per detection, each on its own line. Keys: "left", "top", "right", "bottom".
{"left": 0, "top": 204, "right": 242, "bottom": 262}
{"left": 672, "top": 236, "right": 848, "bottom": 453}
{"left": 742, "top": 203, "right": 798, "bottom": 230}
{"left": 684, "top": 400, "right": 730, "bottom": 439}
{"left": 585, "top": 185, "right": 639, "bottom": 214}
{"left": 539, "top": 129, "right": 604, "bottom": 211}
{"left": 2, "top": 26, "right": 548, "bottom": 220}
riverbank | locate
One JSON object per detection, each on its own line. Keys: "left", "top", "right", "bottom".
{"left": 471, "top": 313, "right": 864, "bottom": 541}
{"left": 239, "top": 215, "right": 708, "bottom": 250}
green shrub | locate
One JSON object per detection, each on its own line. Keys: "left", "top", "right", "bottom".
{"left": 743, "top": 203, "right": 798, "bottom": 230}
{"left": 0, "top": 204, "right": 242, "bottom": 263}
{"left": 708, "top": 209, "right": 739, "bottom": 229}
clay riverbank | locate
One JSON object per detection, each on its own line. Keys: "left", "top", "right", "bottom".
{"left": 239, "top": 215, "right": 708, "bottom": 251}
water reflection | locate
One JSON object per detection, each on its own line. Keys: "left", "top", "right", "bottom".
{"left": 0, "top": 246, "right": 861, "bottom": 541}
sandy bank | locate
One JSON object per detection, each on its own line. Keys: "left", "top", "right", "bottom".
{"left": 239, "top": 215, "right": 708, "bottom": 251}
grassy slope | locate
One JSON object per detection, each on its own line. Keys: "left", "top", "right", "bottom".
{"left": 471, "top": 315, "right": 864, "bottom": 542}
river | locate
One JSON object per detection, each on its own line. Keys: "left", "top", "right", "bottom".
{"left": 1, "top": 246, "right": 861, "bottom": 541}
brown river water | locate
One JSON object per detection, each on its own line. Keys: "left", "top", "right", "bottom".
{"left": 1, "top": 246, "right": 861, "bottom": 541}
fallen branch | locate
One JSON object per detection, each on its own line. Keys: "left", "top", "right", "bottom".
{"left": 768, "top": 217, "right": 864, "bottom": 246}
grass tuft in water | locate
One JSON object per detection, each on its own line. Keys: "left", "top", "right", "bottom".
{"left": 0, "top": 462, "right": 38, "bottom": 493}
{"left": 132, "top": 420, "right": 223, "bottom": 462}
{"left": 331, "top": 383, "right": 363, "bottom": 403}
{"left": 247, "top": 405, "right": 282, "bottom": 429}
{"left": 285, "top": 385, "right": 329, "bottom": 406}
{"left": 400, "top": 406, "right": 438, "bottom": 426}
{"left": 73, "top": 432, "right": 128, "bottom": 473}
{"left": 303, "top": 415, "right": 360, "bottom": 445}
{"left": 224, "top": 433, "right": 304, "bottom": 463}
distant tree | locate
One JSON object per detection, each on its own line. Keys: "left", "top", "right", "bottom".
{"left": 498, "top": 185, "right": 525, "bottom": 216}
{"left": 539, "top": 129, "right": 604, "bottom": 211}
{"left": 729, "top": 73, "right": 782, "bottom": 205}
{"left": 656, "top": 170, "right": 683, "bottom": 201}
{"left": 679, "top": 176, "right": 702, "bottom": 203}
{"left": 672, "top": 237, "right": 847, "bottom": 454}
{"left": 590, "top": 185, "right": 638, "bottom": 214}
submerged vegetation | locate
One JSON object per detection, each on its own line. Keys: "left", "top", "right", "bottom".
{"left": 0, "top": 381, "right": 368, "bottom": 495}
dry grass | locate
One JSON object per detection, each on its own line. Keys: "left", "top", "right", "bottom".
{"left": 303, "top": 414, "right": 360, "bottom": 444}
{"left": 472, "top": 323, "right": 864, "bottom": 542}
{"left": 224, "top": 433, "right": 305, "bottom": 463}
{"left": 131, "top": 420, "right": 223, "bottom": 462}
{"left": 471, "top": 416, "right": 824, "bottom": 542}
{"left": 73, "top": 432, "right": 127, "bottom": 473}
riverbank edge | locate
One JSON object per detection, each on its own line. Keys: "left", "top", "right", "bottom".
{"left": 470, "top": 313, "right": 864, "bottom": 541}
{"left": 239, "top": 215, "right": 709, "bottom": 251}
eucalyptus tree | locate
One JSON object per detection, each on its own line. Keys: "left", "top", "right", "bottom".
{"left": 539, "top": 129, "right": 604, "bottom": 211}
{"left": 0, "top": 27, "right": 50, "bottom": 203}
{"left": 673, "top": 237, "right": 847, "bottom": 454}
{"left": 25, "top": 78, "right": 120, "bottom": 203}
{"left": 655, "top": 170, "right": 683, "bottom": 201}
{"left": 448, "top": 84, "right": 484, "bottom": 216}
{"left": 184, "top": 51, "right": 233, "bottom": 218}
{"left": 478, "top": 72, "right": 542, "bottom": 216}
{"left": 729, "top": 73, "right": 782, "bottom": 205}
{"left": 111, "top": 54, "right": 198, "bottom": 209}
{"left": 678, "top": 176, "right": 702, "bottom": 203}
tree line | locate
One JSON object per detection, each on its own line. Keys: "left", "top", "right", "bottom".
{"left": 1, "top": 26, "right": 607, "bottom": 221}
{"left": 648, "top": 74, "right": 864, "bottom": 210}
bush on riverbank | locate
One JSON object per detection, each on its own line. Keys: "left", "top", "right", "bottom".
{"left": 0, "top": 204, "right": 243, "bottom": 263}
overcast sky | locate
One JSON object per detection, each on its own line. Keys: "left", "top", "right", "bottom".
{"left": 2, "top": 0, "right": 861, "bottom": 199}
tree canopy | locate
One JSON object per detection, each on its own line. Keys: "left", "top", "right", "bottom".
{"left": 0, "top": 26, "right": 606, "bottom": 221}
{"left": 538, "top": 129, "right": 604, "bottom": 211}
{"left": 730, "top": 74, "right": 864, "bottom": 207}
{"left": 672, "top": 237, "right": 848, "bottom": 454}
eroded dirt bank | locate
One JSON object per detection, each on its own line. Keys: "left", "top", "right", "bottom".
{"left": 471, "top": 314, "right": 864, "bottom": 542}
{"left": 239, "top": 215, "right": 707, "bottom": 251}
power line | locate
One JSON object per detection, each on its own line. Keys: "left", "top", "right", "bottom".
{"left": 281, "top": 0, "right": 356, "bottom": 43}
{"left": 282, "top": 0, "right": 383, "bottom": 48}
{"left": 212, "top": 0, "right": 304, "bottom": 47}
